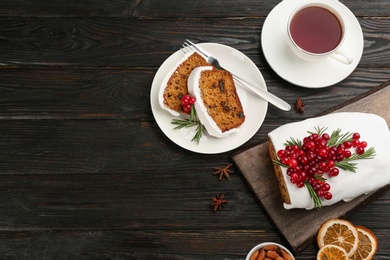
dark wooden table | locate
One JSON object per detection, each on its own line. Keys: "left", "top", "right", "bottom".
{"left": 0, "top": 0, "right": 389, "bottom": 259}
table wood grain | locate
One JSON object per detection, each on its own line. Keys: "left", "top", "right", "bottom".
{"left": 0, "top": 0, "right": 389, "bottom": 259}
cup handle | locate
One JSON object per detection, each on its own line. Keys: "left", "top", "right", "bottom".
{"left": 330, "top": 49, "right": 353, "bottom": 65}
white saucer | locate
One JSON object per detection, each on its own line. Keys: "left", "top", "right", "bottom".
{"left": 150, "top": 43, "right": 268, "bottom": 154}
{"left": 261, "top": 0, "right": 364, "bottom": 88}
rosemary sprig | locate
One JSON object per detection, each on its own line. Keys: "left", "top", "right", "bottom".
{"left": 171, "top": 106, "right": 204, "bottom": 144}
{"left": 334, "top": 161, "right": 358, "bottom": 172}
{"left": 346, "top": 146, "right": 376, "bottom": 160}
{"left": 309, "top": 126, "right": 328, "bottom": 136}
{"left": 313, "top": 174, "right": 326, "bottom": 182}
{"left": 284, "top": 137, "right": 303, "bottom": 148}
{"left": 308, "top": 127, "right": 354, "bottom": 147}
{"left": 272, "top": 159, "right": 288, "bottom": 168}
{"left": 335, "top": 147, "right": 376, "bottom": 172}
{"left": 327, "top": 128, "right": 353, "bottom": 147}
{"left": 305, "top": 180, "right": 322, "bottom": 209}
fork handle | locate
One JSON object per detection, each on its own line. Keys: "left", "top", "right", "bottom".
{"left": 232, "top": 75, "right": 291, "bottom": 111}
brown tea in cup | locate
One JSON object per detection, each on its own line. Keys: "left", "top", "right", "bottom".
{"left": 290, "top": 6, "right": 343, "bottom": 54}
{"left": 286, "top": 2, "right": 352, "bottom": 64}
{"left": 289, "top": 6, "right": 342, "bottom": 54}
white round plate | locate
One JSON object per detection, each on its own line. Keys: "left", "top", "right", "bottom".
{"left": 261, "top": 0, "right": 364, "bottom": 88}
{"left": 150, "top": 43, "right": 268, "bottom": 154}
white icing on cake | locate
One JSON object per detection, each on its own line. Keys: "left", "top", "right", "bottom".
{"left": 268, "top": 112, "right": 390, "bottom": 210}
{"left": 187, "top": 66, "right": 240, "bottom": 138}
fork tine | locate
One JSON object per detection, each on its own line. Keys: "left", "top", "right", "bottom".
{"left": 180, "top": 41, "right": 200, "bottom": 56}
{"left": 185, "top": 39, "right": 208, "bottom": 57}
{"left": 181, "top": 43, "right": 192, "bottom": 55}
{"left": 183, "top": 42, "right": 191, "bottom": 50}
{"left": 181, "top": 45, "right": 188, "bottom": 54}
{"left": 183, "top": 42, "right": 194, "bottom": 52}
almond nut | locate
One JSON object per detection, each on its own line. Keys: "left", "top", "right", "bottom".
{"left": 280, "top": 250, "right": 294, "bottom": 260}
{"left": 256, "top": 249, "right": 266, "bottom": 260}
{"left": 263, "top": 245, "right": 279, "bottom": 251}
{"left": 250, "top": 250, "right": 259, "bottom": 260}
{"left": 266, "top": 250, "right": 281, "bottom": 259}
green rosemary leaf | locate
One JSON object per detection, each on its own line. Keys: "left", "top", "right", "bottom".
{"left": 308, "top": 126, "right": 328, "bottom": 136}
{"left": 335, "top": 161, "right": 357, "bottom": 172}
{"left": 346, "top": 147, "right": 376, "bottom": 161}
{"left": 335, "top": 147, "right": 376, "bottom": 172}
{"left": 191, "top": 123, "right": 204, "bottom": 144}
{"left": 313, "top": 174, "right": 326, "bottom": 182}
{"left": 171, "top": 119, "right": 198, "bottom": 129}
{"left": 327, "top": 128, "right": 353, "bottom": 147}
{"left": 171, "top": 106, "right": 205, "bottom": 144}
{"left": 327, "top": 128, "right": 341, "bottom": 146}
{"left": 189, "top": 105, "right": 197, "bottom": 122}
{"left": 284, "top": 137, "right": 303, "bottom": 148}
{"left": 337, "top": 132, "right": 353, "bottom": 146}
{"left": 272, "top": 159, "right": 288, "bottom": 168}
{"left": 318, "top": 127, "right": 327, "bottom": 136}
{"left": 305, "top": 180, "right": 322, "bottom": 209}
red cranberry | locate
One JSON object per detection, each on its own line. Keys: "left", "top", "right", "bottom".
{"left": 356, "top": 146, "right": 365, "bottom": 155}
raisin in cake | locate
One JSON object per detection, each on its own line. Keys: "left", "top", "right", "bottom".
{"left": 268, "top": 112, "right": 390, "bottom": 210}
{"left": 187, "top": 66, "right": 245, "bottom": 138}
{"left": 159, "top": 51, "right": 210, "bottom": 116}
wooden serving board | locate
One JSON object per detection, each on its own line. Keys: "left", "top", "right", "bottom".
{"left": 232, "top": 80, "right": 390, "bottom": 255}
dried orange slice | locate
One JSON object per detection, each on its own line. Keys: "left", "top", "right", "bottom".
{"left": 317, "top": 218, "right": 359, "bottom": 257}
{"left": 317, "top": 244, "right": 348, "bottom": 260}
{"left": 349, "top": 226, "right": 378, "bottom": 260}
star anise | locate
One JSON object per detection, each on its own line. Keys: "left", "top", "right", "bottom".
{"left": 211, "top": 194, "right": 228, "bottom": 212}
{"left": 213, "top": 163, "right": 234, "bottom": 181}
{"left": 295, "top": 97, "right": 305, "bottom": 113}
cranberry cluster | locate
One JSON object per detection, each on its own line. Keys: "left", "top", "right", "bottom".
{"left": 277, "top": 131, "right": 368, "bottom": 201}
{"left": 181, "top": 94, "right": 196, "bottom": 113}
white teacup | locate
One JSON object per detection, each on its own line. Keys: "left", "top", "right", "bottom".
{"left": 286, "top": 2, "right": 353, "bottom": 64}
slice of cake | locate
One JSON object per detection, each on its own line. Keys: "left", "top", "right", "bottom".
{"left": 188, "top": 66, "right": 245, "bottom": 138}
{"left": 268, "top": 112, "right": 390, "bottom": 210}
{"left": 159, "top": 51, "right": 210, "bottom": 116}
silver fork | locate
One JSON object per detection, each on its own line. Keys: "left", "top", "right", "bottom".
{"left": 182, "top": 39, "right": 291, "bottom": 111}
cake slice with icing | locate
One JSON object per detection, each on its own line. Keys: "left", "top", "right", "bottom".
{"left": 159, "top": 51, "right": 210, "bottom": 116}
{"left": 187, "top": 66, "right": 245, "bottom": 138}
{"left": 268, "top": 112, "right": 390, "bottom": 210}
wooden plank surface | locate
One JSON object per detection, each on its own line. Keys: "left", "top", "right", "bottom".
{"left": 0, "top": 18, "right": 389, "bottom": 68}
{"left": 232, "top": 81, "right": 390, "bottom": 254}
{"left": 1, "top": 0, "right": 389, "bottom": 17}
{"left": 0, "top": 0, "right": 389, "bottom": 258}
